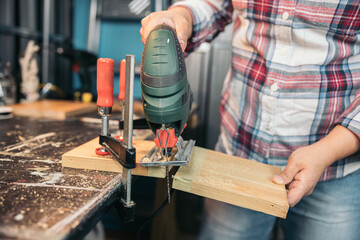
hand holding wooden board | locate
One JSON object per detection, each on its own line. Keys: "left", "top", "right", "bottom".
{"left": 173, "top": 147, "right": 289, "bottom": 218}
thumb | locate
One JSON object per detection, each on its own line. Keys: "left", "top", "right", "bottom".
{"left": 273, "top": 164, "right": 299, "bottom": 185}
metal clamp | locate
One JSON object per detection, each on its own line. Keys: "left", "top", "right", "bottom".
{"left": 99, "top": 135, "right": 136, "bottom": 169}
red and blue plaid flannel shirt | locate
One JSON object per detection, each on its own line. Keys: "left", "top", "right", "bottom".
{"left": 174, "top": 0, "right": 360, "bottom": 180}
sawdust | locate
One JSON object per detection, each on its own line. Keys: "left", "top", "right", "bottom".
{"left": 14, "top": 214, "right": 24, "bottom": 221}
{"left": 0, "top": 184, "right": 100, "bottom": 230}
{"left": 197, "top": 175, "right": 236, "bottom": 188}
{"left": 0, "top": 159, "right": 12, "bottom": 161}
{"left": 27, "top": 167, "right": 51, "bottom": 172}
{"left": 42, "top": 173, "right": 64, "bottom": 185}
{"left": 29, "top": 159, "right": 56, "bottom": 164}
{"left": 18, "top": 136, "right": 26, "bottom": 142}
{"left": 197, "top": 169, "right": 238, "bottom": 189}
{"left": 51, "top": 142, "right": 63, "bottom": 148}
{"left": 29, "top": 170, "right": 64, "bottom": 185}
{"left": 0, "top": 118, "right": 125, "bottom": 234}
{"left": 174, "top": 177, "right": 192, "bottom": 185}
{"left": 6, "top": 130, "right": 22, "bottom": 137}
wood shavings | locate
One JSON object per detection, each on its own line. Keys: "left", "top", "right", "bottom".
{"left": 14, "top": 214, "right": 24, "bottom": 221}
{"left": 18, "top": 136, "right": 26, "bottom": 142}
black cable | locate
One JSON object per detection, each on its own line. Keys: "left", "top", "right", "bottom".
{"left": 136, "top": 188, "right": 175, "bottom": 240}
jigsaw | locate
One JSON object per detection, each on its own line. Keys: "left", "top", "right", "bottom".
{"left": 139, "top": 24, "right": 195, "bottom": 200}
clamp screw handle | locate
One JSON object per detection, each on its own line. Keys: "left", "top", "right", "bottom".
{"left": 119, "top": 59, "right": 126, "bottom": 101}
{"left": 97, "top": 58, "right": 114, "bottom": 108}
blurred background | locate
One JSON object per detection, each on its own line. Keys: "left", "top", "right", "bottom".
{"left": 0, "top": 0, "right": 232, "bottom": 239}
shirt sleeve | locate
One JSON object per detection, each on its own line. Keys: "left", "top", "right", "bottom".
{"left": 336, "top": 89, "right": 360, "bottom": 139}
{"left": 171, "top": 0, "right": 233, "bottom": 53}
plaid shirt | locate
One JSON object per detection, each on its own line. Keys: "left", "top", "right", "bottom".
{"left": 174, "top": 0, "right": 360, "bottom": 181}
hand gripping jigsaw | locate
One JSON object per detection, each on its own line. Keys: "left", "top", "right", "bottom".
{"left": 140, "top": 24, "right": 195, "bottom": 169}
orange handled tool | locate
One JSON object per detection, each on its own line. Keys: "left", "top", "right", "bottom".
{"left": 119, "top": 59, "right": 126, "bottom": 101}
{"left": 97, "top": 58, "right": 114, "bottom": 107}
{"left": 96, "top": 58, "right": 114, "bottom": 156}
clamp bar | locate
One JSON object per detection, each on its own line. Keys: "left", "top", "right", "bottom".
{"left": 123, "top": 55, "right": 135, "bottom": 149}
{"left": 120, "top": 55, "right": 136, "bottom": 221}
{"left": 99, "top": 135, "right": 136, "bottom": 169}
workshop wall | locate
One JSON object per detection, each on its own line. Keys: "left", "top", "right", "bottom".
{"left": 0, "top": 0, "right": 73, "bottom": 100}
{"left": 73, "top": 0, "right": 90, "bottom": 50}
{"left": 73, "top": 0, "right": 143, "bottom": 99}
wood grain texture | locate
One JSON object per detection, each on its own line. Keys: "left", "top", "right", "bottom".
{"left": 173, "top": 146, "right": 289, "bottom": 218}
{"left": 62, "top": 137, "right": 168, "bottom": 178}
{"left": 10, "top": 100, "right": 97, "bottom": 119}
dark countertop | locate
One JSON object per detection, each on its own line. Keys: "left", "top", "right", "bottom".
{"left": 0, "top": 116, "right": 124, "bottom": 239}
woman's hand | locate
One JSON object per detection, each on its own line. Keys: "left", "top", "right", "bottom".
{"left": 273, "top": 125, "right": 360, "bottom": 207}
{"left": 140, "top": 7, "right": 193, "bottom": 50}
{"left": 272, "top": 144, "right": 329, "bottom": 207}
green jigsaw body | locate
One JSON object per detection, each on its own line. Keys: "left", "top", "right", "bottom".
{"left": 140, "top": 24, "right": 192, "bottom": 138}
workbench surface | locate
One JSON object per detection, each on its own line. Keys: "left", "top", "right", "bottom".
{"left": 0, "top": 116, "right": 122, "bottom": 240}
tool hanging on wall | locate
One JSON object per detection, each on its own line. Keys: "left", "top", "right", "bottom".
{"left": 139, "top": 24, "right": 195, "bottom": 201}
{"left": 95, "top": 56, "right": 136, "bottom": 223}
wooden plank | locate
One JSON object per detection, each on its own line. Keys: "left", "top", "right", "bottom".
{"left": 9, "top": 100, "right": 97, "bottom": 119}
{"left": 62, "top": 137, "right": 168, "bottom": 178}
{"left": 173, "top": 146, "right": 289, "bottom": 218}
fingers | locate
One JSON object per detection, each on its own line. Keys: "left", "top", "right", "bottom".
{"left": 140, "top": 7, "right": 192, "bottom": 47}
{"left": 140, "top": 12, "right": 176, "bottom": 44}
{"left": 273, "top": 163, "right": 300, "bottom": 185}
{"left": 175, "top": 22, "right": 191, "bottom": 51}
{"left": 283, "top": 170, "right": 316, "bottom": 207}
{"left": 273, "top": 162, "right": 303, "bottom": 206}
{"left": 287, "top": 182, "right": 305, "bottom": 207}
{"left": 272, "top": 145, "right": 326, "bottom": 207}
{"left": 286, "top": 180, "right": 314, "bottom": 207}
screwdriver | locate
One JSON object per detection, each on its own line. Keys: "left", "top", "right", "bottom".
{"left": 96, "top": 58, "right": 114, "bottom": 155}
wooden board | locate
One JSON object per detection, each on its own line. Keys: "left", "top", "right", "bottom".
{"left": 9, "top": 100, "right": 97, "bottom": 119}
{"left": 62, "top": 137, "right": 169, "bottom": 178}
{"left": 62, "top": 137, "right": 288, "bottom": 217}
{"left": 173, "top": 146, "right": 289, "bottom": 218}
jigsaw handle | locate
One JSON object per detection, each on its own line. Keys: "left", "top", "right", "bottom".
{"left": 97, "top": 58, "right": 114, "bottom": 107}
{"left": 119, "top": 59, "right": 126, "bottom": 101}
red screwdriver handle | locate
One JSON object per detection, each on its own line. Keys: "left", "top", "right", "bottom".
{"left": 97, "top": 58, "right": 114, "bottom": 107}
{"left": 119, "top": 59, "right": 126, "bottom": 101}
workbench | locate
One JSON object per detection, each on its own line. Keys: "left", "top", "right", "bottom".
{"left": 0, "top": 107, "right": 289, "bottom": 239}
{"left": 0, "top": 115, "right": 127, "bottom": 239}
